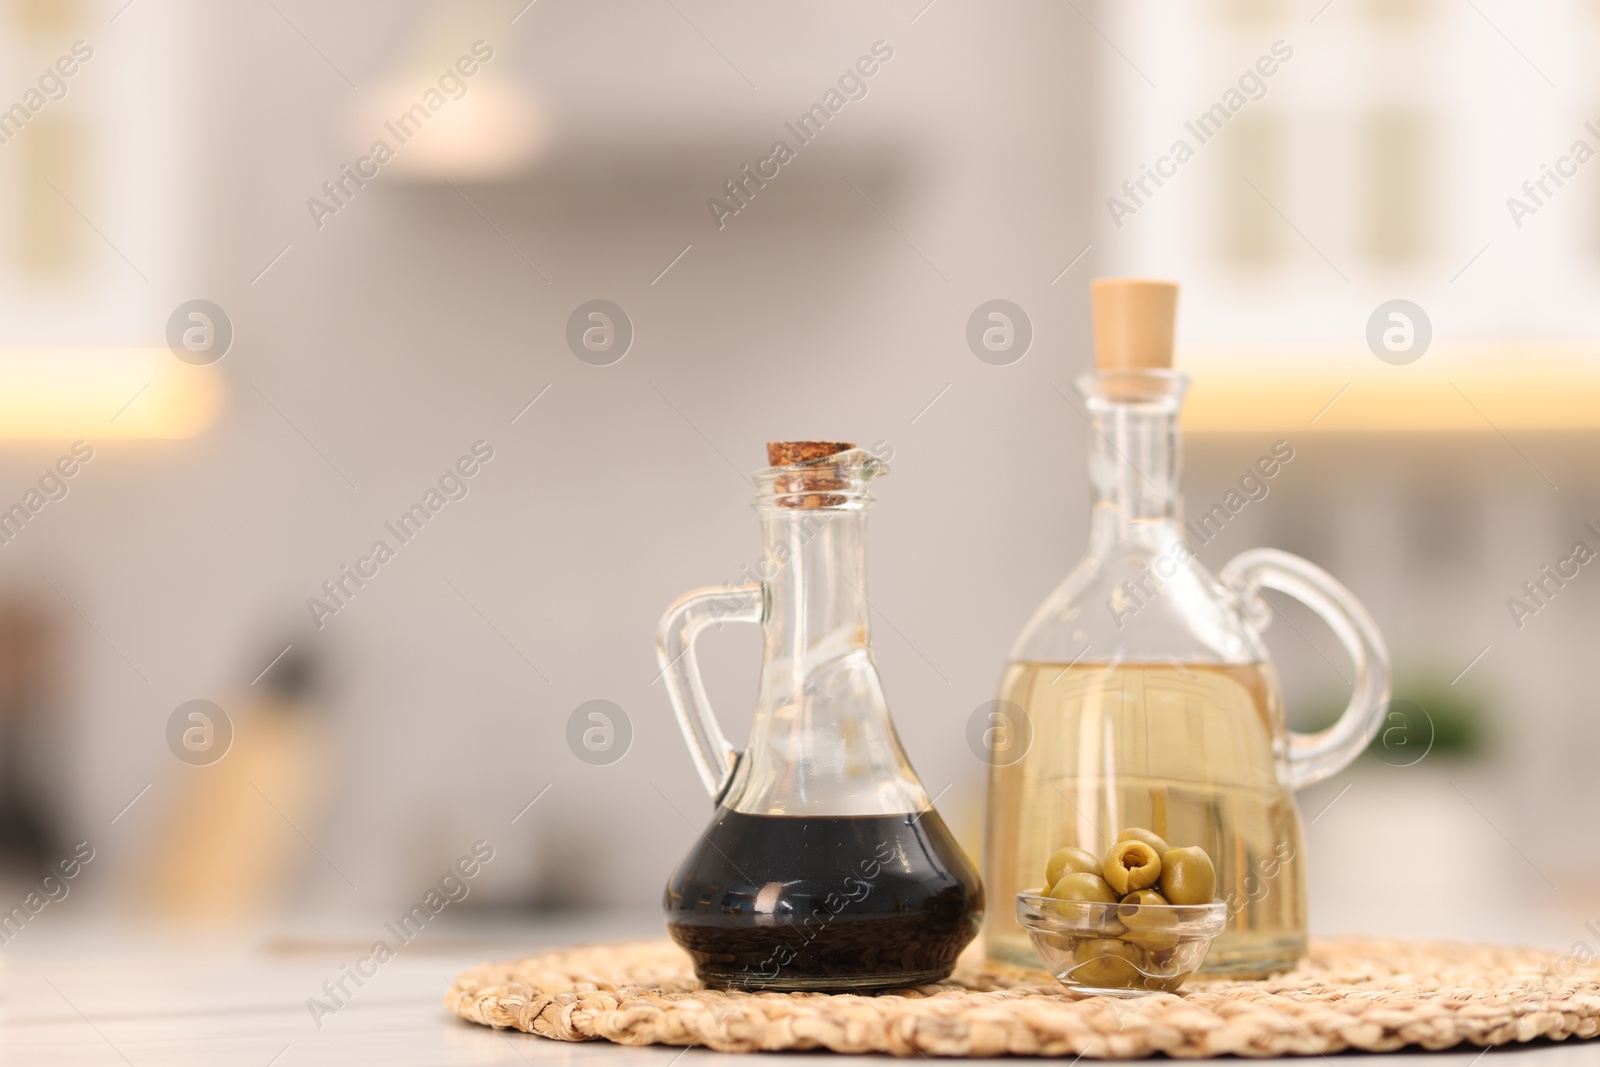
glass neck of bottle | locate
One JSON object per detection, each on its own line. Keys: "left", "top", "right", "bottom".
{"left": 724, "top": 453, "right": 928, "bottom": 816}
{"left": 1081, "top": 372, "right": 1188, "bottom": 554}
{"left": 758, "top": 509, "right": 872, "bottom": 664}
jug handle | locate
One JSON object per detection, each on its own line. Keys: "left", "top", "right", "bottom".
{"left": 1219, "top": 548, "right": 1391, "bottom": 791}
{"left": 656, "top": 583, "right": 765, "bottom": 799}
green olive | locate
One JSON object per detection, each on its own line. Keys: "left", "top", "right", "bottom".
{"left": 1047, "top": 871, "right": 1118, "bottom": 904}
{"left": 1068, "top": 938, "right": 1144, "bottom": 988}
{"left": 1159, "top": 846, "right": 1217, "bottom": 906}
{"left": 1120, "top": 926, "right": 1181, "bottom": 952}
{"left": 1102, "top": 839, "right": 1162, "bottom": 895}
{"left": 1145, "top": 945, "right": 1177, "bottom": 971}
{"left": 1117, "top": 826, "right": 1170, "bottom": 855}
{"left": 1045, "top": 846, "right": 1100, "bottom": 887}
{"left": 1117, "top": 889, "right": 1174, "bottom": 932}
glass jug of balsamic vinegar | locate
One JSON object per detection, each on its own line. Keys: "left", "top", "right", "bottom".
{"left": 983, "top": 280, "right": 1390, "bottom": 979}
{"left": 659, "top": 442, "right": 983, "bottom": 992}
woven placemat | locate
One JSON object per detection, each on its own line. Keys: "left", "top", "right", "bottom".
{"left": 446, "top": 938, "right": 1600, "bottom": 1058}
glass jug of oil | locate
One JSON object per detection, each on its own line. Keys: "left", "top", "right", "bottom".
{"left": 983, "top": 280, "right": 1389, "bottom": 979}
{"left": 659, "top": 442, "right": 983, "bottom": 991}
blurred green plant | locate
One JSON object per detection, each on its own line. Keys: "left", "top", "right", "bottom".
{"left": 1305, "top": 670, "right": 1487, "bottom": 762}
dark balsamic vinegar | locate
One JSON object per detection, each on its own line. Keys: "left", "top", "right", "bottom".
{"left": 664, "top": 809, "right": 984, "bottom": 991}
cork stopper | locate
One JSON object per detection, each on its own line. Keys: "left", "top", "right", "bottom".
{"left": 1091, "top": 278, "right": 1179, "bottom": 371}
{"left": 766, "top": 441, "right": 854, "bottom": 467}
{"left": 767, "top": 441, "right": 855, "bottom": 509}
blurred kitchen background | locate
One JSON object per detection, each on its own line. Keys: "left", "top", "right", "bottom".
{"left": 0, "top": 0, "right": 1595, "bottom": 943}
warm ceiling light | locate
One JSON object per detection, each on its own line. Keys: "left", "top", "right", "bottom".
{"left": 375, "top": 79, "right": 551, "bottom": 182}
{"left": 345, "top": 4, "right": 551, "bottom": 185}
{"left": 0, "top": 348, "right": 223, "bottom": 439}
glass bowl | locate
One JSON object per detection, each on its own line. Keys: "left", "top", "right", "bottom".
{"left": 1016, "top": 892, "right": 1227, "bottom": 997}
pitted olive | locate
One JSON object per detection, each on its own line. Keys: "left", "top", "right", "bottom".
{"left": 1117, "top": 826, "right": 1170, "bottom": 855}
{"left": 1069, "top": 938, "right": 1145, "bottom": 988}
{"left": 1117, "top": 889, "right": 1174, "bottom": 930}
{"left": 1120, "top": 926, "right": 1181, "bottom": 952}
{"left": 1102, "top": 839, "right": 1162, "bottom": 894}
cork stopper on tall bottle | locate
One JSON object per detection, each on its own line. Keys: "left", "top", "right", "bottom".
{"left": 767, "top": 441, "right": 855, "bottom": 509}
{"left": 1091, "top": 278, "right": 1178, "bottom": 371}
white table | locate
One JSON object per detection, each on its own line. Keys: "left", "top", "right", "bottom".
{"left": 4, "top": 912, "right": 1592, "bottom": 1066}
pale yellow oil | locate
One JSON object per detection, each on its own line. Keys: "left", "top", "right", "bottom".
{"left": 983, "top": 661, "right": 1307, "bottom": 978}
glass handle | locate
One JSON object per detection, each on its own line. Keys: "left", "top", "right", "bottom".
{"left": 655, "top": 583, "right": 764, "bottom": 799}
{"left": 1219, "top": 548, "right": 1391, "bottom": 790}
